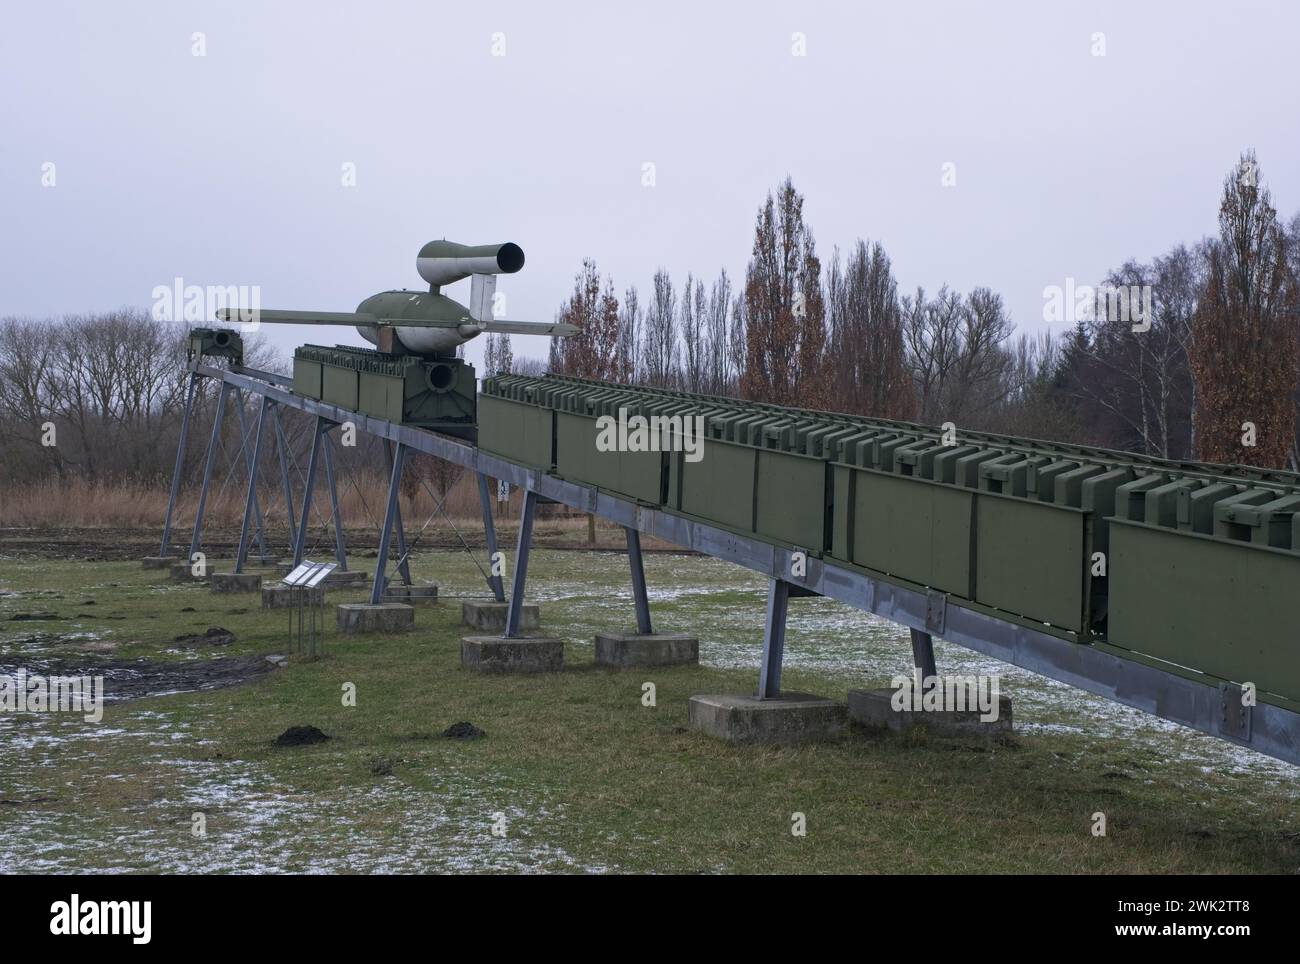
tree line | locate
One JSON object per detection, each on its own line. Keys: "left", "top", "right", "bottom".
{"left": 1, "top": 151, "right": 1296, "bottom": 491}
{"left": 547, "top": 153, "right": 1300, "bottom": 469}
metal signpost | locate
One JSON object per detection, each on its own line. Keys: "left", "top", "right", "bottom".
{"left": 282, "top": 561, "right": 336, "bottom": 658}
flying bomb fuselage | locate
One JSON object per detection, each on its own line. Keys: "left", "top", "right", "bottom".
{"left": 352, "top": 289, "right": 486, "bottom": 356}
{"left": 217, "top": 240, "right": 574, "bottom": 359}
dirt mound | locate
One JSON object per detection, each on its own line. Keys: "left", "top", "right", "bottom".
{"left": 275, "top": 725, "right": 330, "bottom": 747}
{"left": 442, "top": 721, "right": 485, "bottom": 740}
{"left": 173, "top": 626, "right": 236, "bottom": 647}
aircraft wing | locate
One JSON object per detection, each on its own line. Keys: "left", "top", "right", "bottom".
{"left": 481, "top": 319, "right": 579, "bottom": 337}
{"left": 214, "top": 309, "right": 573, "bottom": 335}
{"left": 216, "top": 308, "right": 377, "bottom": 325}
{"left": 215, "top": 309, "right": 464, "bottom": 328}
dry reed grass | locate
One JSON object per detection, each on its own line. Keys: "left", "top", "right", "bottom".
{"left": 0, "top": 471, "right": 540, "bottom": 529}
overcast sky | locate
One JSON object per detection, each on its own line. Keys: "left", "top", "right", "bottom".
{"left": 4, "top": 0, "right": 1298, "bottom": 368}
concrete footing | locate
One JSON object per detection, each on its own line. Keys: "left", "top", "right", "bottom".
{"left": 262, "top": 584, "right": 325, "bottom": 609}
{"left": 322, "top": 569, "right": 368, "bottom": 586}
{"left": 170, "top": 562, "right": 207, "bottom": 582}
{"left": 595, "top": 631, "right": 698, "bottom": 668}
{"left": 847, "top": 688, "right": 1013, "bottom": 735}
{"left": 210, "top": 572, "right": 263, "bottom": 593}
{"left": 460, "top": 635, "right": 564, "bottom": 674}
{"left": 383, "top": 583, "right": 439, "bottom": 605}
{"left": 688, "top": 693, "right": 849, "bottom": 744}
{"left": 141, "top": 556, "right": 175, "bottom": 569}
{"left": 275, "top": 564, "right": 367, "bottom": 586}
{"left": 336, "top": 602, "right": 414, "bottom": 634}
{"left": 461, "top": 600, "right": 539, "bottom": 632}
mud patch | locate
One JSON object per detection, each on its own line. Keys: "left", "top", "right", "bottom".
{"left": 0, "top": 653, "right": 277, "bottom": 702}
{"left": 173, "top": 626, "right": 236, "bottom": 648}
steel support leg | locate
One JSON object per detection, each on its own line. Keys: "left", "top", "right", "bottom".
{"left": 758, "top": 577, "right": 790, "bottom": 700}
{"left": 188, "top": 383, "right": 229, "bottom": 563}
{"left": 504, "top": 488, "right": 538, "bottom": 638}
{"left": 385, "top": 439, "right": 412, "bottom": 586}
{"left": 159, "top": 372, "right": 198, "bottom": 558}
{"left": 370, "top": 442, "right": 406, "bottom": 605}
{"left": 321, "top": 429, "right": 348, "bottom": 571}
{"left": 272, "top": 404, "right": 297, "bottom": 552}
{"left": 626, "top": 526, "right": 653, "bottom": 635}
{"left": 235, "top": 395, "right": 270, "bottom": 574}
{"left": 910, "top": 628, "right": 937, "bottom": 682}
{"left": 292, "top": 417, "right": 328, "bottom": 566}
{"left": 477, "top": 473, "right": 506, "bottom": 602}
{"left": 231, "top": 389, "right": 268, "bottom": 562}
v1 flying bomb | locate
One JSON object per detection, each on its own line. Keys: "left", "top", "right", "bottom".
{"left": 217, "top": 240, "right": 575, "bottom": 358}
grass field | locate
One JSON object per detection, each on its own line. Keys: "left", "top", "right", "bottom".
{"left": 2, "top": 546, "right": 1298, "bottom": 874}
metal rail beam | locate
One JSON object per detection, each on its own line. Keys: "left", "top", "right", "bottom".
{"left": 384, "top": 439, "right": 413, "bottom": 586}
{"left": 234, "top": 395, "right": 270, "bottom": 574}
{"left": 189, "top": 363, "right": 1300, "bottom": 767}
{"left": 188, "top": 381, "right": 229, "bottom": 563}
{"left": 230, "top": 388, "right": 268, "bottom": 562}
{"left": 292, "top": 415, "right": 330, "bottom": 566}
{"left": 369, "top": 442, "right": 406, "bottom": 605}
{"left": 477, "top": 473, "right": 506, "bottom": 602}
{"left": 271, "top": 403, "right": 298, "bottom": 550}
{"left": 626, "top": 526, "right": 653, "bottom": 635}
{"left": 504, "top": 488, "right": 538, "bottom": 638}
{"left": 759, "top": 578, "right": 790, "bottom": 699}
{"left": 910, "top": 628, "right": 937, "bottom": 681}
{"left": 320, "top": 429, "right": 348, "bottom": 571}
{"left": 159, "top": 372, "right": 198, "bottom": 558}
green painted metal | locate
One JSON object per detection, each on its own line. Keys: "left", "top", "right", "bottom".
{"left": 755, "top": 448, "right": 827, "bottom": 550}
{"left": 188, "top": 327, "right": 243, "bottom": 365}
{"left": 478, "top": 393, "right": 553, "bottom": 469}
{"left": 974, "top": 494, "right": 1089, "bottom": 632}
{"left": 216, "top": 240, "right": 576, "bottom": 361}
{"left": 1109, "top": 519, "right": 1300, "bottom": 703}
{"left": 478, "top": 373, "right": 1300, "bottom": 704}
{"left": 554, "top": 411, "right": 663, "bottom": 504}
{"left": 846, "top": 468, "right": 974, "bottom": 598}
{"left": 679, "top": 435, "right": 755, "bottom": 532}
{"left": 292, "top": 345, "right": 476, "bottom": 440}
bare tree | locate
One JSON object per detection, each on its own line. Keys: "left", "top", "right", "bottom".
{"left": 641, "top": 269, "right": 678, "bottom": 388}
{"left": 1190, "top": 151, "right": 1298, "bottom": 468}
{"left": 741, "top": 177, "right": 826, "bottom": 406}
{"left": 904, "top": 286, "right": 1012, "bottom": 427}
{"left": 513, "top": 355, "right": 547, "bottom": 377}
{"left": 617, "top": 285, "right": 640, "bottom": 382}
{"left": 482, "top": 333, "right": 513, "bottom": 377}
{"left": 826, "top": 239, "right": 914, "bottom": 419}
{"left": 554, "top": 259, "right": 622, "bottom": 381}
{"left": 704, "top": 268, "right": 732, "bottom": 394}
{"left": 680, "top": 273, "right": 705, "bottom": 392}
{"left": 728, "top": 294, "right": 746, "bottom": 395}
{"left": 0, "top": 310, "right": 273, "bottom": 486}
